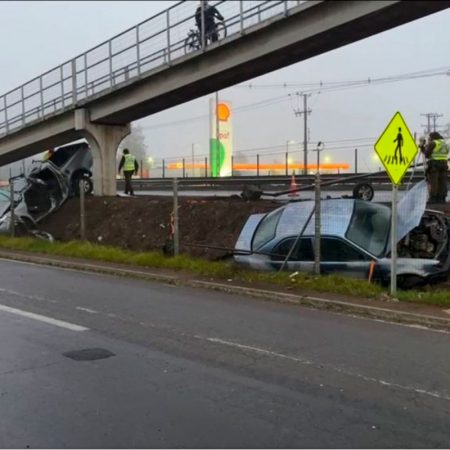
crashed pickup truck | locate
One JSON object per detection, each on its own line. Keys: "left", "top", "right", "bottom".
{"left": 234, "top": 181, "right": 450, "bottom": 288}
{"left": 0, "top": 141, "right": 93, "bottom": 236}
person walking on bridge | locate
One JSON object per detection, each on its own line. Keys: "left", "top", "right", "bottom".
{"left": 118, "top": 148, "right": 139, "bottom": 196}
{"left": 195, "top": 0, "right": 224, "bottom": 44}
{"left": 419, "top": 131, "right": 449, "bottom": 204}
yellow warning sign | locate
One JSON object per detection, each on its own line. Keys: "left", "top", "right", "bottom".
{"left": 374, "top": 112, "right": 418, "bottom": 185}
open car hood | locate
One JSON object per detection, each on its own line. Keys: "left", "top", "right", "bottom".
{"left": 387, "top": 180, "right": 428, "bottom": 251}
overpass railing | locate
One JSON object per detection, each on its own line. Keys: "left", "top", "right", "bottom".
{"left": 0, "top": 0, "right": 304, "bottom": 138}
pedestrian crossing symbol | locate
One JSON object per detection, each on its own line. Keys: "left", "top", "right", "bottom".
{"left": 374, "top": 112, "right": 418, "bottom": 185}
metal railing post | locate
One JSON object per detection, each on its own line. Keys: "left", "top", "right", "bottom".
{"left": 162, "top": 159, "right": 165, "bottom": 178}
{"left": 205, "top": 157, "right": 208, "bottom": 177}
{"left": 71, "top": 59, "right": 77, "bottom": 104}
{"left": 239, "top": 1, "right": 244, "bottom": 34}
{"left": 284, "top": 0, "right": 289, "bottom": 16}
{"left": 108, "top": 40, "right": 113, "bottom": 87}
{"left": 84, "top": 53, "right": 88, "bottom": 97}
{"left": 182, "top": 158, "right": 186, "bottom": 178}
{"left": 60, "top": 65, "right": 65, "bottom": 109}
{"left": 39, "top": 76, "right": 44, "bottom": 117}
{"left": 201, "top": 0, "right": 206, "bottom": 50}
{"left": 256, "top": 154, "right": 260, "bottom": 176}
{"left": 166, "top": 9, "right": 171, "bottom": 64}
{"left": 136, "top": 25, "right": 141, "bottom": 76}
{"left": 3, "top": 96, "right": 9, "bottom": 133}
{"left": 20, "top": 86, "right": 25, "bottom": 126}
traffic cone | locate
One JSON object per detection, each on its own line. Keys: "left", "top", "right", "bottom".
{"left": 288, "top": 174, "right": 299, "bottom": 197}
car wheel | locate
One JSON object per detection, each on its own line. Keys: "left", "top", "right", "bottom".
{"left": 73, "top": 176, "right": 93, "bottom": 197}
{"left": 353, "top": 183, "right": 374, "bottom": 201}
{"left": 397, "top": 274, "right": 425, "bottom": 290}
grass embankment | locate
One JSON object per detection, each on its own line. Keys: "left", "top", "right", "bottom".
{"left": 0, "top": 236, "right": 448, "bottom": 307}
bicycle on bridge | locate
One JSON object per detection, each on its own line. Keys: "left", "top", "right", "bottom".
{"left": 184, "top": 21, "right": 227, "bottom": 54}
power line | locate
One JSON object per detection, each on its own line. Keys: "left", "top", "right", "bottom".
{"left": 140, "top": 68, "right": 449, "bottom": 131}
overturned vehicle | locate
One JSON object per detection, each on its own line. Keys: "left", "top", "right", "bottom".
{"left": 234, "top": 181, "right": 450, "bottom": 289}
{"left": 0, "top": 142, "right": 93, "bottom": 236}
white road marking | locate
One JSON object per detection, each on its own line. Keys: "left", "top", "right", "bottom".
{"left": 0, "top": 304, "right": 88, "bottom": 332}
{"left": 76, "top": 306, "right": 99, "bottom": 314}
{"left": 198, "top": 336, "right": 450, "bottom": 402}
{"left": 0, "top": 287, "right": 57, "bottom": 304}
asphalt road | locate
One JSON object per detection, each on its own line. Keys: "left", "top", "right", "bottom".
{"left": 0, "top": 259, "right": 450, "bottom": 448}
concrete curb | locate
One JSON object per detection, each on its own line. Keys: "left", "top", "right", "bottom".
{"left": 1, "top": 250, "right": 450, "bottom": 332}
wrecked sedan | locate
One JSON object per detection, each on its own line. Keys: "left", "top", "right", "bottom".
{"left": 0, "top": 141, "right": 93, "bottom": 235}
{"left": 234, "top": 181, "right": 450, "bottom": 288}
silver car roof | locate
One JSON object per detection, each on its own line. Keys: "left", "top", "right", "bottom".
{"left": 276, "top": 199, "right": 355, "bottom": 239}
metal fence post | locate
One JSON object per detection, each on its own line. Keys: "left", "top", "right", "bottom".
{"left": 60, "top": 65, "right": 65, "bottom": 108}
{"left": 201, "top": 0, "right": 206, "bottom": 50}
{"left": 256, "top": 154, "right": 260, "bottom": 176}
{"left": 205, "top": 157, "right": 208, "bottom": 177}
{"left": 108, "top": 40, "right": 113, "bottom": 87}
{"left": 140, "top": 159, "right": 143, "bottom": 178}
{"left": 79, "top": 179, "right": 86, "bottom": 240}
{"left": 71, "top": 59, "right": 77, "bottom": 104}
{"left": 285, "top": 152, "right": 288, "bottom": 176}
{"left": 231, "top": 155, "right": 234, "bottom": 176}
{"left": 173, "top": 177, "right": 179, "bottom": 256}
{"left": 314, "top": 171, "right": 321, "bottom": 275}
{"left": 166, "top": 9, "right": 171, "bottom": 64}
{"left": 136, "top": 25, "right": 141, "bottom": 76}
{"left": 162, "top": 159, "right": 165, "bottom": 178}
{"left": 84, "top": 53, "right": 89, "bottom": 98}
{"left": 354, "top": 148, "right": 358, "bottom": 174}
{"left": 4, "top": 96, "right": 9, "bottom": 133}
{"left": 239, "top": 1, "right": 244, "bottom": 34}
{"left": 182, "top": 158, "right": 186, "bottom": 178}
{"left": 20, "top": 86, "right": 25, "bottom": 126}
{"left": 39, "top": 76, "right": 44, "bottom": 118}
{"left": 9, "top": 179, "right": 14, "bottom": 237}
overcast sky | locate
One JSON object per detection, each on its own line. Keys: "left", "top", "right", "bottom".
{"left": 1, "top": 1, "right": 449, "bottom": 173}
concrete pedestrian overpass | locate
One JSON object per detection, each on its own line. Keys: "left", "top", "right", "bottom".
{"left": 0, "top": 0, "right": 447, "bottom": 195}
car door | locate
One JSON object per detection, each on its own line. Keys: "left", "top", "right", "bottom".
{"left": 269, "top": 237, "right": 315, "bottom": 273}
{"left": 318, "top": 236, "right": 372, "bottom": 279}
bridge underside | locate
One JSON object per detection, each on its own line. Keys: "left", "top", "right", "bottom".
{"left": 0, "top": 0, "right": 447, "bottom": 195}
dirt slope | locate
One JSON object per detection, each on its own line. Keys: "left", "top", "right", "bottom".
{"left": 38, "top": 196, "right": 279, "bottom": 260}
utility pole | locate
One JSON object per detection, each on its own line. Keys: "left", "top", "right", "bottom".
{"left": 293, "top": 93, "right": 311, "bottom": 175}
{"left": 421, "top": 112, "right": 443, "bottom": 134}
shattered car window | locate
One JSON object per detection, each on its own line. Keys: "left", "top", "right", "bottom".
{"left": 252, "top": 209, "right": 283, "bottom": 250}
{"left": 346, "top": 201, "right": 390, "bottom": 257}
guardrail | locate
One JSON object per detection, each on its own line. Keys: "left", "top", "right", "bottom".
{"left": 0, "top": 0, "right": 304, "bottom": 137}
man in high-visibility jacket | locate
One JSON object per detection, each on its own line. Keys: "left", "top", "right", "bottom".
{"left": 419, "top": 131, "right": 449, "bottom": 204}
{"left": 118, "top": 148, "right": 139, "bottom": 195}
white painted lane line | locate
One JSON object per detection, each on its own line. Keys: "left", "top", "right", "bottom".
{"left": 75, "top": 307, "right": 99, "bottom": 314}
{"left": 0, "top": 304, "right": 88, "bottom": 332}
{"left": 198, "top": 336, "right": 450, "bottom": 402}
{"left": 0, "top": 287, "right": 57, "bottom": 304}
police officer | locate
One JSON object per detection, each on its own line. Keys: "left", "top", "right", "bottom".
{"left": 118, "top": 148, "right": 139, "bottom": 196}
{"left": 419, "top": 131, "right": 449, "bottom": 204}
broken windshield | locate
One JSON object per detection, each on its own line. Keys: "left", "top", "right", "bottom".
{"left": 346, "top": 201, "right": 391, "bottom": 257}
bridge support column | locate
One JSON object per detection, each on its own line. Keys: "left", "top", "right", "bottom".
{"left": 75, "top": 109, "right": 130, "bottom": 196}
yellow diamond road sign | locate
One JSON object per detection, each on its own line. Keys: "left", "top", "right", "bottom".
{"left": 374, "top": 112, "right": 418, "bottom": 185}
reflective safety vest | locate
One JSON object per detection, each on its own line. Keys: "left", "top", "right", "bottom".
{"left": 431, "top": 139, "right": 449, "bottom": 161}
{"left": 123, "top": 154, "right": 136, "bottom": 171}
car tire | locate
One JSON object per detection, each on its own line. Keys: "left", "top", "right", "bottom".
{"left": 353, "top": 183, "right": 374, "bottom": 201}
{"left": 73, "top": 175, "right": 93, "bottom": 197}
{"left": 397, "top": 274, "right": 425, "bottom": 290}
